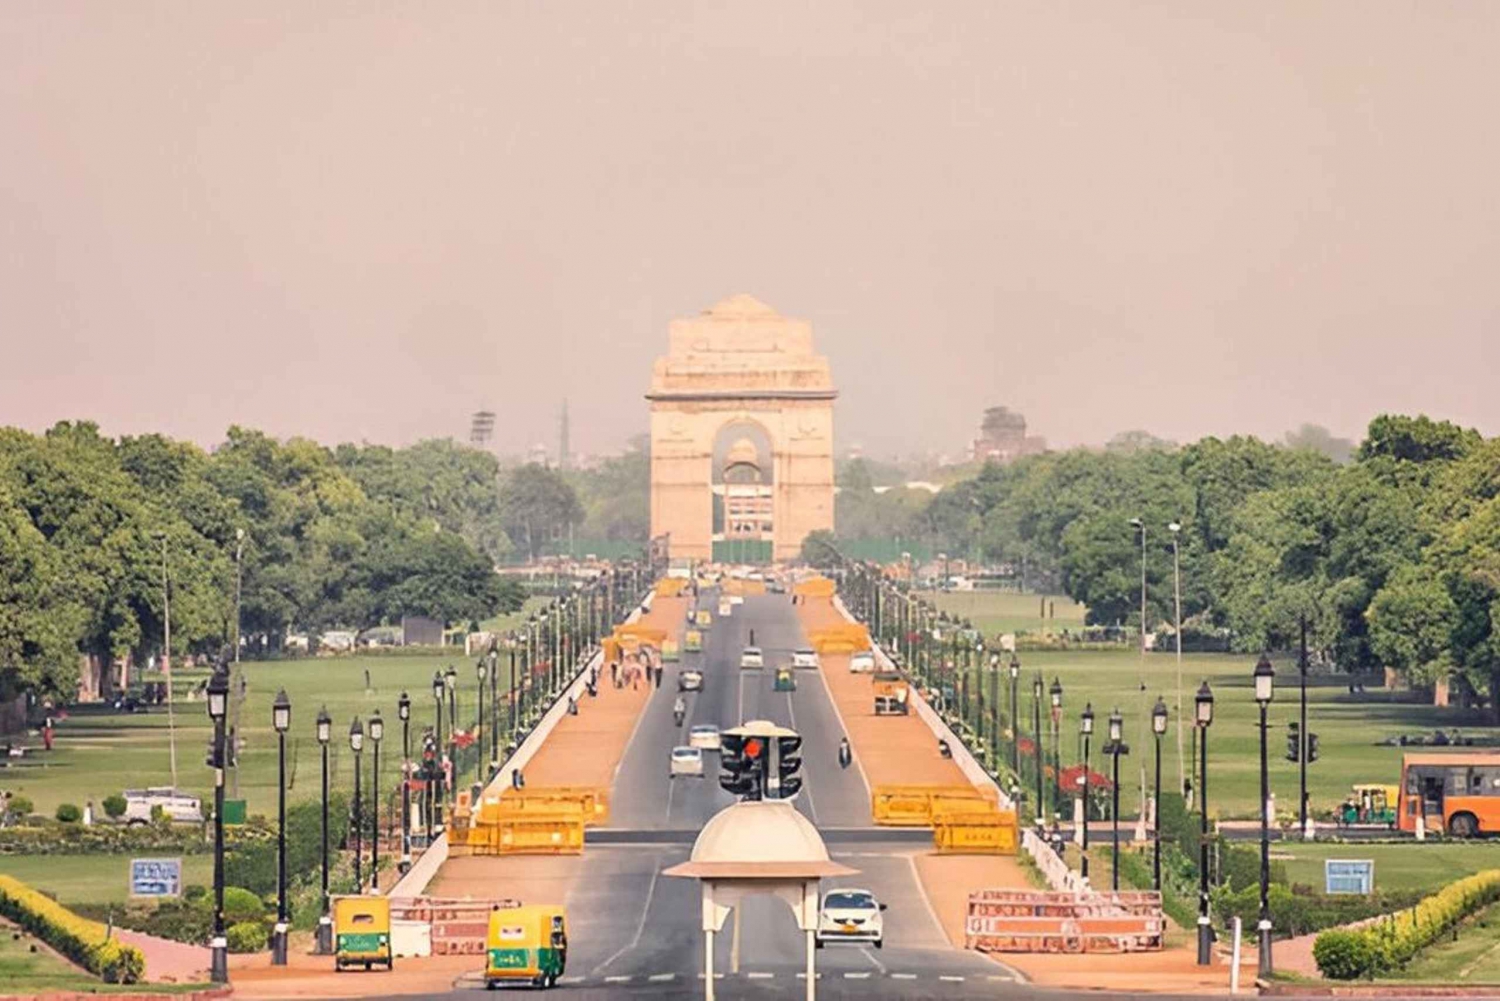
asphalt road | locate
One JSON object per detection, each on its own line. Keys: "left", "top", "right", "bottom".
{"left": 451, "top": 588, "right": 1029, "bottom": 998}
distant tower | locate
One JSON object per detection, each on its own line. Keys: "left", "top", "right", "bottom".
{"left": 470, "top": 410, "right": 496, "bottom": 449}
{"left": 558, "top": 399, "right": 571, "bottom": 469}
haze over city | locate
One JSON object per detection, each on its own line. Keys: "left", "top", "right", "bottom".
{"left": 3, "top": 2, "right": 1497, "bottom": 456}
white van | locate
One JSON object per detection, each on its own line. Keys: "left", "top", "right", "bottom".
{"left": 123, "top": 788, "right": 203, "bottom": 825}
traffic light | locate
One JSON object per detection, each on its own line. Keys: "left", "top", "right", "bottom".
{"left": 773, "top": 734, "right": 803, "bottom": 800}
{"left": 720, "top": 732, "right": 765, "bottom": 799}
{"left": 1308, "top": 732, "right": 1320, "bottom": 763}
{"left": 1286, "top": 721, "right": 1300, "bottom": 763}
{"left": 205, "top": 738, "right": 223, "bottom": 769}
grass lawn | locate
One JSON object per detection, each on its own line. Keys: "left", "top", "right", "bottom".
{"left": 952, "top": 647, "right": 1500, "bottom": 817}
{"left": 0, "top": 919, "right": 207, "bottom": 995}
{"left": 921, "top": 589, "right": 1087, "bottom": 635}
{"left": 478, "top": 596, "right": 551, "bottom": 634}
{"left": 1275, "top": 842, "right": 1500, "bottom": 896}
{"left": 1391, "top": 901, "right": 1500, "bottom": 983}
{"left": 1, "top": 853, "right": 215, "bottom": 906}
{"left": 11, "top": 653, "right": 499, "bottom": 818}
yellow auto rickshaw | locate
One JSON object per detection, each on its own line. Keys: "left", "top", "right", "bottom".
{"left": 685, "top": 629, "right": 703, "bottom": 653}
{"left": 484, "top": 904, "right": 568, "bottom": 989}
{"left": 774, "top": 667, "right": 796, "bottom": 692}
{"left": 694, "top": 610, "right": 712, "bottom": 629}
{"left": 333, "top": 895, "right": 393, "bottom": 971}
{"left": 1341, "top": 784, "right": 1399, "bottom": 827}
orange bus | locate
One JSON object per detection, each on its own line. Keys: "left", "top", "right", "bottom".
{"left": 1398, "top": 752, "right": 1500, "bottom": 837}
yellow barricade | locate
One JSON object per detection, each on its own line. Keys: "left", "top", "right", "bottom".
{"left": 807, "top": 623, "right": 872, "bottom": 654}
{"left": 656, "top": 578, "right": 690, "bottom": 597}
{"left": 497, "top": 786, "right": 609, "bottom": 826}
{"left": 490, "top": 815, "right": 586, "bottom": 855}
{"left": 721, "top": 578, "right": 766, "bottom": 596}
{"left": 793, "top": 577, "right": 836, "bottom": 598}
{"left": 871, "top": 784, "right": 997, "bottom": 826}
{"left": 933, "top": 810, "right": 1019, "bottom": 855}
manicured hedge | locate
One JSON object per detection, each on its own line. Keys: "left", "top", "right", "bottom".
{"left": 0, "top": 874, "right": 145, "bottom": 982}
{"left": 1313, "top": 869, "right": 1500, "bottom": 979}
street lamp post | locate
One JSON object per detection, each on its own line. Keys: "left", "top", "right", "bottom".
{"left": 444, "top": 665, "right": 457, "bottom": 809}
{"left": 397, "top": 693, "right": 411, "bottom": 874}
{"left": 1030, "top": 670, "right": 1043, "bottom": 824}
{"left": 1152, "top": 697, "right": 1169, "bottom": 891}
{"left": 271, "top": 689, "right": 291, "bottom": 965}
{"left": 206, "top": 665, "right": 229, "bottom": 984}
{"left": 1169, "top": 522, "right": 1186, "bottom": 809}
{"left": 431, "top": 671, "right": 444, "bottom": 833}
{"left": 350, "top": 718, "right": 364, "bottom": 889}
{"left": 988, "top": 654, "right": 1000, "bottom": 774}
{"left": 1107, "top": 708, "right": 1125, "bottom": 892}
{"left": 488, "top": 647, "right": 500, "bottom": 778}
{"left": 1049, "top": 678, "right": 1064, "bottom": 825}
{"left": 1009, "top": 656, "right": 1021, "bottom": 781}
{"left": 1195, "top": 681, "right": 1215, "bottom": 966}
{"left": 1080, "top": 703, "right": 1094, "bottom": 883}
{"left": 315, "top": 706, "right": 332, "bottom": 954}
{"left": 369, "top": 711, "right": 384, "bottom": 891}
{"left": 1254, "top": 655, "right": 1276, "bottom": 977}
{"left": 476, "top": 658, "right": 488, "bottom": 786}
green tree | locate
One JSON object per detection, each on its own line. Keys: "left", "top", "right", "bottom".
{"left": 498, "top": 464, "right": 583, "bottom": 560}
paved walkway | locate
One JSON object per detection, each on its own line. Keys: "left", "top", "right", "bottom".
{"left": 115, "top": 927, "right": 211, "bottom": 983}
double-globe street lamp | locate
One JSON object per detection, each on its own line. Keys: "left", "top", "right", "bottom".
{"left": 1254, "top": 654, "right": 1276, "bottom": 978}
{"left": 271, "top": 690, "right": 291, "bottom": 965}
{"left": 431, "top": 670, "right": 445, "bottom": 834}
{"left": 1195, "top": 681, "right": 1216, "bottom": 966}
{"left": 1152, "top": 697, "right": 1169, "bottom": 891}
{"left": 1079, "top": 703, "right": 1094, "bottom": 883}
{"left": 1031, "top": 669, "right": 1043, "bottom": 825}
{"left": 315, "top": 706, "right": 333, "bottom": 954}
{"left": 206, "top": 665, "right": 230, "bottom": 984}
{"left": 1049, "top": 678, "right": 1064, "bottom": 826}
{"left": 397, "top": 692, "right": 411, "bottom": 874}
{"left": 350, "top": 717, "right": 364, "bottom": 888}
{"left": 444, "top": 665, "right": 458, "bottom": 806}
{"left": 369, "top": 710, "right": 384, "bottom": 892}
{"left": 1107, "top": 708, "right": 1128, "bottom": 892}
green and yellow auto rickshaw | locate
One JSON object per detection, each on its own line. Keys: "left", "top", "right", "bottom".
{"left": 774, "top": 667, "right": 796, "bottom": 692}
{"left": 333, "top": 895, "right": 393, "bottom": 971}
{"left": 484, "top": 904, "right": 568, "bottom": 989}
{"left": 684, "top": 629, "right": 703, "bottom": 653}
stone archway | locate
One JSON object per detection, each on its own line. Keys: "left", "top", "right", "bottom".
{"left": 648, "top": 295, "right": 836, "bottom": 563}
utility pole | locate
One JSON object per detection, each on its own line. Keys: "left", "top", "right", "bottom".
{"left": 159, "top": 534, "right": 178, "bottom": 790}
{"left": 1300, "top": 616, "right": 1311, "bottom": 840}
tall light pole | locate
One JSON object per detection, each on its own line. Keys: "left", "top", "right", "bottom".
{"left": 1254, "top": 655, "right": 1276, "bottom": 978}
{"left": 444, "top": 665, "right": 457, "bottom": 808}
{"left": 369, "top": 711, "right": 384, "bottom": 891}
{"left": 1049, "top": 678, "right": 1063, "bottom": 826}
{"left": 350, "top": 717, "right": 364, "bottom": 889}
{"left": 1080, "top": 703, "right": 1094, "bottom": 883}
{"left": 1008, "top": 655, "right": 1021, "bottom": 781}
{"left": 1031, "top": 670, "right": 1043, "bottom": 825}
{"left": 397, "top": 692, "right": 411, "bottom": 874}
{"left": 233, "top": 528, "right": 245, "bottom": 663}
{"left": 159, "top": 533, "right": 178, "bottom": 790}
{"left": 1152, "top": 697, "right": 1169, "bottom": 891}
{"left": 206, "top": 664, "right": 229, "bottom": 984}
{"left": 988, "top": 653, "right": 1001, "bottom": 775}
{"left": 1299, "top": 615, "right": 1310, "bottom": 840}
{"left": 431, "top": 671, "right": 444, "bottom": 833}
{"left": 1169, "top": 522, "right": 1186, "bottom": 808}
{"left": 315, "top": 706, "right": 332, "bottom": 953}
{"left": 1129, "top": 517, "right": 1149, "bottom": 845}
{"left": 1195, "top": 681, "right": 1215, "bottom": 966}
{"left": 476, "top": 658, "right": 488, "bottom": 785}
{"left": 488, "top": 647, "right": 500, "bottom": 778}
{"left": 271, "top": 689, "right": 291, "bottom": 965}
{"left": 1107, "top": 708, "right": 1125, "bottom": 891}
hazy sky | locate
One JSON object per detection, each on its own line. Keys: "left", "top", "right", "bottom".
{"left": 3, "top": 3, "right": 1497, "bottom": 458}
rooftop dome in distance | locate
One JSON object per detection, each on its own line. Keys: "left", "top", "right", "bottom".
{"left": 725, "top": 438, "right": 760, "bottom": 468}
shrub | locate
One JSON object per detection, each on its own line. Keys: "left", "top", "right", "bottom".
{"left": 102, "top": 794, "right": 127, "bottom": 819}
{"left": 1313, "top": 869, "right": 1500, "bottom": 979}
{"left": 55, "top": 803, "right": 82, "bottom": 824}
{"left": 184, "top": 884, "right": 208, "bottom": 902}
{"left": 0, "top": 819, "right": 211, "bottom": 855}
{"left": 7, "top": 795, "right": 34, "bottom": 819}
{"left": 0, "top": 874, "right": 145, "bottom": 982}
{"left": 226, "top": 792, "right": 348, "bottom": 896}
{"left": 226, "top": 920, "right": 268, "bottom": 953}
{"left": 223, "top": 886, "right": 264, "bottom": 924}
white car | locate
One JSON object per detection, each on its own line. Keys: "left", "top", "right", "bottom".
{"left": 678, "top": 669, "right": 703, "bottom": 692}
{"left": 816, "top": 889, "right": 885, "bottom": 948}
{"left": 670, "top": 746, "right": 705, "bottom": 778}
{"left": 739, "top": 647, "right": 764, "bottom": 669}
{"left": 792, "top": 648, "right": 820, "bottom": 670}
{"left": 123, "top": 788, "right": 203, "bottom": 825}
{"left": 689, "top": 724, "right": 722, "bottom": 751}
{"left": 849, "top": 650, "right": 876, "bottom": 674}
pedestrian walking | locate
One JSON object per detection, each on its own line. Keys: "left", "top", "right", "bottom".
{"left": 611, "top": 660, "right": 619, "bottom": 687}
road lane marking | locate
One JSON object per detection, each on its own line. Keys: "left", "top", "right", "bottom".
{"left": 604, "top": 975, "right": 632, "bottom": 983}
{"left": 988, "top": 973, "right": 1018, "bottom": 981}
{"left": 843, "top": 971, "right": 871, "bottom": 979}
{"left": 891, "top": 972, "right": 917, "bottom": 979}
{"left": 940, "top": 974, "right": 966, "bottom": 981}
{"left": 783, "top": 687, "right": 820, "bottom": 825}
{"left": 648, "top": 973, "right": 675, "bottom": 981}
{"left": 859, "top": 945, "right": 887, "bottom": 973}
{"left": 592, "top": 850, "right": 663, "bottom": 973}
{"left": 811, "top": 610, "right": 874, "bottom": 805}
{"left": 746, "top": 971, "right": 774, "bottom": 979}
{"left": 558, "top": 976, "right": 585, "bottom": 984}
{"left": 904, "top": 852, "right": 952, "bottom": 947}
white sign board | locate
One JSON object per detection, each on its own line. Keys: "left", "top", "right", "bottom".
{"left": 130, "top": 857, "right": 182, "bottom": 898}
{"left": 1325, "top": 859, "right": 1374, "bottom": 895}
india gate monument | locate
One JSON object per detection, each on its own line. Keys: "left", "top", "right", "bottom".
{"left": 647, "top": 295, "right": 836, "bottom": 563}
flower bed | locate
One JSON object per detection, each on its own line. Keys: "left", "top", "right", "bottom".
{"left": 0, "top": 874, "right": 145, "bottom": 982}
{"left": 1313, "top": 869, "right": 1500, "bottom": 979}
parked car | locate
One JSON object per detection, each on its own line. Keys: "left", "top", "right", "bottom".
{"left": 123, "top": 788, "right": 203, "bottom": 825}
{"left": 678, "top": 669, "right": 704, "bottom": 692}
{"left": 849, "top": 650, "right": 876, "bottom": 674}
{"left": 688, "top": 725, "right": 722, "bottom": 752}
{"left": 739, "top": 647, "right": 764, "bottom": 669}
{"left": 816, "top": 889, "right": 885, "bottom": 948}
{"left": 670, "top": 746, "right": 705, "bottom": 778}
{"left": 792, "top": 648, "right": 820, "bottom": 670}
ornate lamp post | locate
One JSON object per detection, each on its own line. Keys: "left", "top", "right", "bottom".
{"left": 1254, "top": 655, "right": 1276, "bottom": 977}
{"left": 1107, "top": 707, "right": 1126, "bottom": 891}
{"left": 271, "top": 689, "right": 291, "bottom": 965}
{"left": 206, "top": 665, "right": 229, "bottom": 984}
{"left": 1152, "top": 697, "right": 1169, "bottom": 890}
{"left": 369, "top": 710, "right": 384, "bottom": 891}
{"left": 488, "top": 647, "right": 500, "bottom": 778}
{"left": 1009, "top": 655, "right": 1021, "bottom": 780}
{"left": 431, "top": 670, "right": 444, "bottom": 832}
{"left": 1049, "top": 678, "right": 1064, "bottom": 825}
{"left": 476, "top": 657, "right": 488, "bottom": 785}
{"left": 987, "top": 653, "right": 1000, "bottom": 774}
{"left": 315, "top": 706, "right": 333, "bottom": 953}
{"left": 444, "top": 665, "right": 458, "bottom": 807}
{"left": 1195, "top": 681, "right": 1215, "bottom": 966}
{"left": 1030, "top": 668, "right": 1043, "bottom": 823}
{"left": 397, "top": 692, "right": 411, "bottom": 874}
{"left": 349, "top": 717, "right": 364, "bottom": 888}
{"left": 1080, "top": 703, "right": 1095, "bottom": 883}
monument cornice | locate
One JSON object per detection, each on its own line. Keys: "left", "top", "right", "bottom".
{"left": 646, "top": 389, "right": 838, "bottom": 402}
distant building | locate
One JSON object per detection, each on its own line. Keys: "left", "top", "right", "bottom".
{"left": 970, "top": 406, "right": 1047, "bottom": 464}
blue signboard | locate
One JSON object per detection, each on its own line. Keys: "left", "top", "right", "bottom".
{"left": 130, "top": 857, "right": 182, "bottom": 898}
{"left": 1325, "top": 859, "right": 1374, "bottom": 895}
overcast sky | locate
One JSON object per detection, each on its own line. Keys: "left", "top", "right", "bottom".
{"left": 3, "top": 2, "right": 1496, "bottom": 458}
